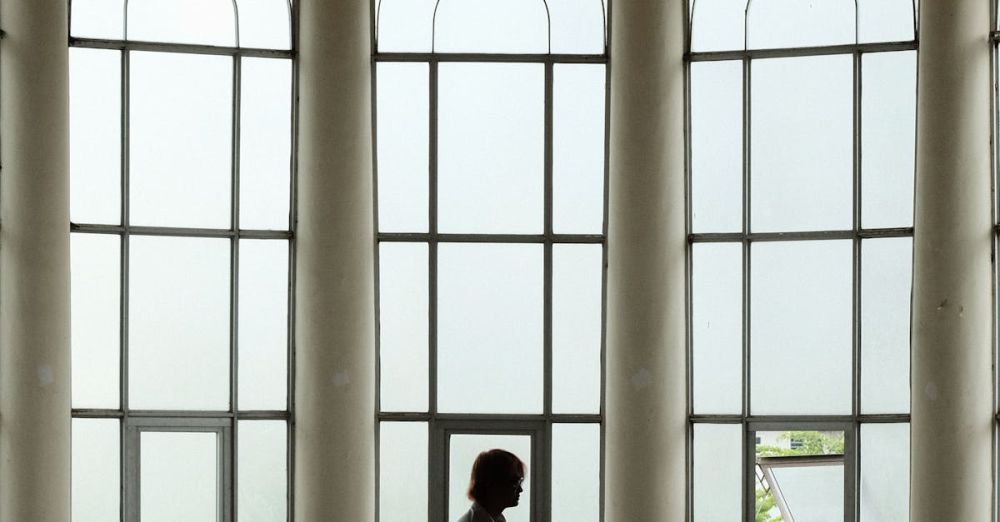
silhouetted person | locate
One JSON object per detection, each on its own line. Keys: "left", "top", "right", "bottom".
{"left": 457, "top": 449, "right": 526, "bottom": 522}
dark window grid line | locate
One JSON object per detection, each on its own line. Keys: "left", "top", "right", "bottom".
{"left": 71, "top": 224, "right": 293, "bottom": 239}
{"left": 71, "top": 37, "right": 294, "bottom": 59}
{"left": 687, "top": 40, "right": 917, "bottom": 63}
{"left": 993, "top": 26, "right": 1000, "bottom": 522}
{"left": 374, "top": 52, "right": 606, "bottom": 64}
{"left": 685, "top": 43, "right": 916, "bottom": 522}
{"left": 372, "top": 57, "right": 608, "bottom": 522}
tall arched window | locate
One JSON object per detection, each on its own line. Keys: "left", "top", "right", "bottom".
{"left": 374, "top": 1, "right": 607, "bottom": 520}
{"left": 687, "top": 0, "right": 916, "bottom": 519}
{"left": 68, "top": 1, "right": 294, "bottom": 519}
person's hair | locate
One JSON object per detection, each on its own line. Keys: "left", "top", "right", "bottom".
{"left": 466, "top": 449, "right": 526, "bottom": 502}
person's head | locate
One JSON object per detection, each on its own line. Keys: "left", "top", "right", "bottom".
{"left": 467, "top": 449, "right": 526, "bottom": 511}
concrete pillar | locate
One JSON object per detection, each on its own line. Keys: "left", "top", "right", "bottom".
{"left": 294, "top": 0, "right": 375, "bottom": 520}
{"left": 910, "top": 0, "right": 993, "bottom": 519}
{"left": 0, "top": 0, "right": 72, "bottom": 520}
{"left": 604, "top": 0, "right": 687, "bottom": 520}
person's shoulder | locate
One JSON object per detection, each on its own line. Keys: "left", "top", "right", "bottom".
{"left": 455, "top": 507, "right": 473, "bottom": 522}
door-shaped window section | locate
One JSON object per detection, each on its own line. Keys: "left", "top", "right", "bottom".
{"left": 437, "top": 424, "right": 541, "bottom": 522}
{"left": 126, "top": 418, "right": 232, "bottom": 522}
{"left": 752, "top": 427, "right": 851, "bottom": 522}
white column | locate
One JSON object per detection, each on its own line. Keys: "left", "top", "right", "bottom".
{"left": 294, "top": 0, "right": 375, "bottom": 520}
{"left": 910, "top": 0, "right": 993, "bottom": 519}
{"left": 0, "top": 0, "right": 72, "bottom": 520}
{"left": 605, "top": 0, "right": 687, "bottom": 520}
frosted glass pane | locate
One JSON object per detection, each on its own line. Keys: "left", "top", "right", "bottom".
{"left": 691, "top": 61, "right": 742, "bottom": 233}
{"left": 237, "top": 0, "right": 291, "bottom": 49}
{"left": 379, "top": 243, "right": 429, "bottom": 412}
{"left": 130, "top": 52, "right": 232, "bottom": 228}
{"left": 552, "top": 424, "right": 600, "bottom": 522}
{"left": 71, "top": 0, "right": 124, "bottom": 39}
{"left": 377, "top": 63, "right": 429, "bottom": 233}
{"left": 750, "top": 241, "right": 852, "bottom": 415}
{"left": 238, "top": 240, "right": 288, "bottom": 411}
{"left": 141, "top": 432, "right": 218, "bottom": 522}
{"left": 438, "top": 244, "right": 543, "bottom": 413}
{"left": 771, "top": 465, "right": 844, "bottom": 520}
{"left": 376, "top": 0, "right": 437, "bottom": 52}
{"left": 449, "top": 434, "right": 531, "bottom": 522}
{"left": 553, "top": 64, "right": 605, "bottom": 235}
{"left": 70, "top": 48, "right": 121, "bottom": 225}
{"left": 71, "top": 234, "right": 120, "bottom": 409}
{"left": 380, "top": 422, "right": 428, "bottom": 522}
{"left": 693, "top": 424, "right": 741, "bottom": 521}
{"left": 861, "top": 238, "right": 911, "bottom": 414}
{"left": 747, "top": 0, "right": 855, "bottom": 49}
{"left": 690, "top": 0, "right": 746, "bottom": 52}
{"left": 129, "top": 236, "right": 230, "bottom": 410}
{"left": 552, "top": 245, "right": 602, "bottom": 414}
{"left": 240, "top": 58, "right": 292, "bottom": 230}
{"left": 72, "top": 419, "right": 120, "bottom": 522}
{"left": 692, "top": 242, "right": 742, "bottom": 414}
{"left": 861, "top": 423, "right": 910, "bottom": 521}
{"left": 751, "top": 56, "right": 853, "bottom": 232}
{"left": 434, "top": 0, "right": 548, "bottom": 53}
{"left": 438, "top": 64, "right": 544, "bottom": 234}
{"left": 548, "top": 0, "right": 605, "bottom": 54}
{"left": 859, "top": 0, "right": 915, "bottom": 43}
{"left": 862, "top": 51, "right": 916, "bottom": 228}
{"left": 128, "top": 0, "right": 236, "bottom": 46}
{"left": 239, "top": 421, "right": 287, "bottom": 521}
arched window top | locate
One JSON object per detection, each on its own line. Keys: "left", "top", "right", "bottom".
{"left": 376, "top": 0, "right": 606, "bottom": 54}
{"left": 690, "top": 0, "right": 915, "bottom": 52}
{"left": 70, "top": 0, "right": 292, "bottom": 50}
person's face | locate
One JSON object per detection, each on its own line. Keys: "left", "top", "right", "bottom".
{"left": 501, "top": 471, "right": 524, "bottom": 508}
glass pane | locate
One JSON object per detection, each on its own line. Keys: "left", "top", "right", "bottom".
{"left": 751, "top": 55, "right": 853, "bottom": 232}
{"left": 552, "top": 244, "right": 602, "bottom": 414}
{"left": 71, "top": 0, "right": 124, "bottom": 39}
{"left": 71, "top": 234, "right": 120, "bottom": 409}
{"left": 127, "top": 0, "right": 236, "bottom": 46}
{"left": 438, "top": 63, "right": 544, "bottom": 234}
{"left": 141, "top": 431, "right": 219, "bottom": 522}
{"left": 379, "top": 242, "right": 429, "bottom": 412}
{"left": 438, "top": 244, "right": 543, "bottom": 414}
{"left": 750, "top": 241, "right": 852, "bottom": 415}
{"left": 553, "top": 64, "right": 605, "bottom": 235}
{"left": 691, "top": 60, "right": 742, "bottom": 233}
{"left": 129, "top": 236, "right": 230, "bottom": 410}
{"left": 861, "top": 238, "right": 912, "bottom": 414}
{"left": 552, "top": 424, "right": 600, "bottom": 522}
{"left": 690, "top": 0, "right": 747, "bottom": 52}
{"left": 434, "top": 0, "right": 548, "bottom": 53}
{"left": 239, "top": 421, "right": 287, "bottom": 521}
{"left": 548, "top": 0, "right": 605, "bottom": 54}
{"left": 862, "top": 51, "right": 916, "bottom": 228}
{"left": 747, "top": 0, "right": 855, "bottom": 49}
{"left": 379, "top": 422, "right": 428, "bottom": 522}
{"left": 693, "top": 424, "right": 741, "bottom": 521}
{"left": 375, "top": 0, "right": 437, "bottom": 52}
{"left": 240, "top": 57, "right": 292, "bottom": 230}
{"left": 72, "top": 419, "right": 120, "bottom": 522}
{"left": 859, "top": 0, "right": 915, "bottom": 43}
{"left": 237, "top": 0, "right": 291, "bottom": 49}
{"left": 692, "top": 242, "right": 742, "bottom": 414}
{"left": 861, "top": 423, "right": 910, "bottom": 521}
{"left": 238, "top": 239, "right": 288, "bottom": 411}
{"left": 756, "top": 431, "right": 845, "bottom": 522}
{"left": 449, "top": 434, "right": 531, "bottom": 522}
{"left": 70, "top": 48, "right": 121, "bottom": 225}
{"left": 129, "top": 52, "right": 232, "bottom": 229}
{"left": 377, "top": 63, "right": 429, "bottom": 233}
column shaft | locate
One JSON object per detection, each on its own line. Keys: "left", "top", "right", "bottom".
{"left": 0, "top": 0, "right": 72, "bottom": 520}
{"left": 294, "top": 0, "right": 375, "bottom": 520}
{"left": 605, "top": 0, "right": 687, "bottom": 520}
{"left": 911, "top": 0, "right": 993, "bottom": 519}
